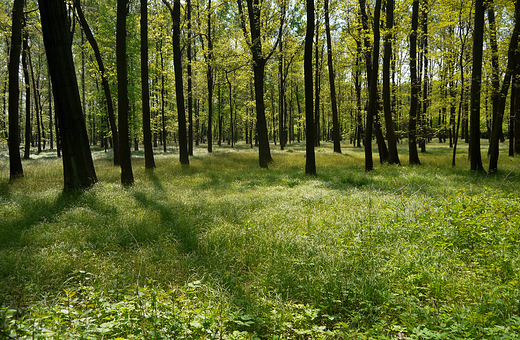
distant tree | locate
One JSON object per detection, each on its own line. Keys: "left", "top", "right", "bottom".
{"left": 469, "top": 0, "right": 486, "bottom": 172}
{"left": 74, "top": 0, "right": 120, "bottom": 166}
{"left": 38, "top": 0, "right": 98, "bottom": 190}
{"left": 22, "top": 27, "right": 31, "bottom": 160}
{"left": 141, "top": 0, "right": 155, "bottom": 169}
{"left": 408, "top": 0, "right": 421, "bottom": 165}
{"left": 305, "top": 0, "right": 316, "bottom": 176}
{"left": 8, "top": 0, "right": 24, "bottom": 180}
{"left": 324, "top": 0, "right": 341, "bottom": 154}
{"left": 117, "top": 0, "right": 134, "bottom": 184}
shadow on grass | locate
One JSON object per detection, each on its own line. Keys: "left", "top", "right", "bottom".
{"left": 0, "top": 190, "right": 86, "bottom": 249}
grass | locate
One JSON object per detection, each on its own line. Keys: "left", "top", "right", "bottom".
{"left": 1, "top": 141, "right": 520, "bottom": 339}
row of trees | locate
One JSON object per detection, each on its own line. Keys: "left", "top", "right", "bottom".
{"left": 1, "top": 0, "right": 519, "bottom": 189}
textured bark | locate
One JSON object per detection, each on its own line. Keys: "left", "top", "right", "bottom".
{"left": 8, "top": 0, "right": 24, "bottom": 180}
{"left": 141, "top": 0, "right": 155, "bottom": 169}
{"left": 305, "top": 0, "right": 316, "bottom": 176}
{"left": 117, "top": 0, "right": 134, "bottom": 184}
{"left": 39, "top": 0, "right": 98, "bottom": 190}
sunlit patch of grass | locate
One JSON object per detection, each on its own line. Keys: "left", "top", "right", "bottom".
{"left": 1, "top": 141, "right": 520, "bottom": 338}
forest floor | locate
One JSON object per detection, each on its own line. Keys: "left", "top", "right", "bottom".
{"left": 1, "top": 141, "right": 520, "bottom": 339}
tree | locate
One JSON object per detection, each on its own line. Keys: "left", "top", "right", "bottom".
{"left": 383, "top": 0, "right": 399, "bottom": 164}
{"left": 8, "top": 0, "right": 24, "bottom": 180}
{"left": 237, "top": 0, "right": 285, "bottom": 168}
{"left": 141, "top": 0, "right": 156, "bottom": 169}
{"left": 162, "top": 0, "right": 189, "bottom": 165}
{"left": 117, "top": 0, "right": 134, "bottom": 184}
{"left": 324, "top": 0, "right": 341, "bottom": 154}
{"left": 305, "top": 0, "right": 316, "bottom": 176}
{"left": 408, "top": 0, "right": 421, "bottom": 165}
{"left": 469, "top": 0, "right": 485, "bottom": 172}
{"left": 488, "top": 0, "right": 519, "bottom": 173}
{"left": 74, "top": 0, "right": 120, "bottom": 166}
{"left": 38, "top": 0, "right": 98, "bottom": 190}
{"left": 364, "top": 0, "right": 382, "bottom": 171}
{"left": 22, "top": 27, "right": 31, "bottom": 160}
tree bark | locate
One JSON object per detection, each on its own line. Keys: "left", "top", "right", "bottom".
{"left": 408, "top": 0, "right": 421, "bottom": 165}
{"left": 75, "top": 0, "right": 120, "bottom": 166}
{"left": 39, "top": 0, "right": 98, "bottom": 190}
{"left": 325, "top": 0, "right": 341, "bottom": 154}
{"left": 117, "top": 0, "right": 134, "bottom": 184}
{"left": 8, "top": 0, "right": 24, "bottom": 180}
{"left": 383, "top": 0, "right": 399, "bottom": 164}
{"left": 141, "top": 0, "right": 155, "bottom": 169}
{"left": 305, "top": 0, "right": 316, "bottom": 176}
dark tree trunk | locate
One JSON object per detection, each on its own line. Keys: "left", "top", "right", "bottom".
{"left": 237, "top": 0, "right": 283, "bottom": 168}
{"left": 305, "top": 0, "right": 316, "bottom": 175}
{"left": 22, "top": 30, "right": 31, "bottom": 160}
{"left": 162, "top": 0, "right": 190, "bottom": 164}
{"left": 8, "top": 0, "right": 24, "bottom": 179}
{"left": 187, "top": 0, "right": 193, "bottom": 156}
{"left": 419, "top": 0, "right": 429, "bottom": 153}
{"left": 487, "top": 0, "right": 501, "bottom": 150}
{"left": 207, "top": 0, "right": 214, "bottom": 153}
{"left": 383, "top": 0, "right": 399, "bottom": 164}
{"left": 38, "top": 0, "right": 98, "bottom": 190}
{"left": 75, "top": 0, "right": 119, "bottom": 166}
{"left": 117, "top": 0, "right": 134, "bottom": 184}
{"left": 469, "top": 0, "right": 486, "bottom": 172}
{"left": 325, "top": 0, "right": 341, "bottom": 153}
{"left": 141, "top": 0, "right": 155, "bottom": 169}
{"left": 364, "top": 0, "right": 382, "bottom": 171}
{"left": 489, "top": 0, "right": 519, "bottom": 172}
{"left": 408, "top": 0, "right": 421, "bottom": 165}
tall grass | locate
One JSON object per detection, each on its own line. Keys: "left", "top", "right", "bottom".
{"left": 1, "top": 141, "right": 520, "bottom": 339}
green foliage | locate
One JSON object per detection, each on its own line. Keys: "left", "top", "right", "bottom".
{"left": 1, "top": 143, "right": 520, "bottom": 339}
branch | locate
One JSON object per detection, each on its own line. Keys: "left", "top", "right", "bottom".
{"left": 236, "top": 0, "right": 252, "bottom": 49}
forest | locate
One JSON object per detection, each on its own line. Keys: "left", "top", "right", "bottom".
{"left": 1, "top": 0, "right": 520, "bottom": 338}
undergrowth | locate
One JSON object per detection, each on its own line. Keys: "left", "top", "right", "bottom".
{"left": 1, "top": 142, "right": 520, "bottom": 339}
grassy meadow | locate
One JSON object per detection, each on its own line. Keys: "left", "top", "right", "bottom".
{"left": 1, "top": 141, "right": 520, "bottom": 339}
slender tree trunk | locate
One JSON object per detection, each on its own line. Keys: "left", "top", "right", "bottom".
{"left": 314, "top": 27, "right": 321, "bottom": 147}
{"left": 489, "top": 0, "right": 519, "bottom": 172}
{"left": 141, "top": 0, "right": 155, "bottom": 169}
{"left": 27, "top": 35, "right": 41, "bottom": 154}
{"left": 487, "top": 0, "right": 501, "bottom": 150}
{"left": 325, "top": 0, "right": 341, "bottom": 153}
{"left": 364, "top": 0, "right": 382, "bottom": 171}
{"left": 75, "top": 0, "right": 120, "bottom": 166}
{"left": 409, "top": 0, "right": 421, "bottom": 165}
{"left": 279, "top": 39, "right": 285, "bottom": 150}
{"left": 419, "top": 0, "right": 428, "bottom": 153}
{"left": 39, "top": 0, "right": 97, "bottom": 190}
{"left": 305, "top": 0, "right": 316, "bottom": 175}
{"left": 187, "top": 0, "right": 193, "bottom": 156}
{"left": 22, "top": 30, "right": 31, "bottom": 160}
{"left": 164, "top": 0, "right": 190, "bottom": 164}
{"left": 117, "top": 0, "right": 134, "bottom": 184}
{"left": 383, "top": 0, "right": 399, "bottom": 164}
{"left": 8, "top": 0, "right": 24, "bottom": 179}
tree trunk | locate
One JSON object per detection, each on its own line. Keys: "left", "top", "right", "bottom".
{"left": 187, "top": 0, "right": 193, "bottom": 156}
{"left": 325, "top": 0, "right": 341, "bottom": 154}
{"left": 305, "top": 0, "right": 316, "bottom": 176}
{"left": 419, "top": 0, "right": 429, "bottom": 153}
{"left": 22, "top": 30, "right": 31, "bottom": 160}
{"left": 39, "top": 0, "right": 97, "bottom": 190}
{"left": 75, "top": 0, "right": 119, "bottom": 166}
{"left": 383, "top": 0, "right": 399, "bottom": 164}
{"left": 364, "top": 0, "right": 382, "bottom": 171}
{"left": 488, "top": 0, "right": 519, "bottom": 172}
{"left": 8, "top": 0, "right": 24, "bottom": 179}
{"left": 141, "top": 0, "right": 155, "bottom": 169}
{"left": 206, "top": 0, "right": 214, "bottom": 153}
{"left": 168, "top": 0, "right": 190, "bottom": 164}
{"left": 487, "top": 0, "right": 501, "bottom": 151}
{"left": 408, "top": 0, "right": 421, "bottom": 165}
{"left": 117, "top": 0, "right": 134, "bottom": 184}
